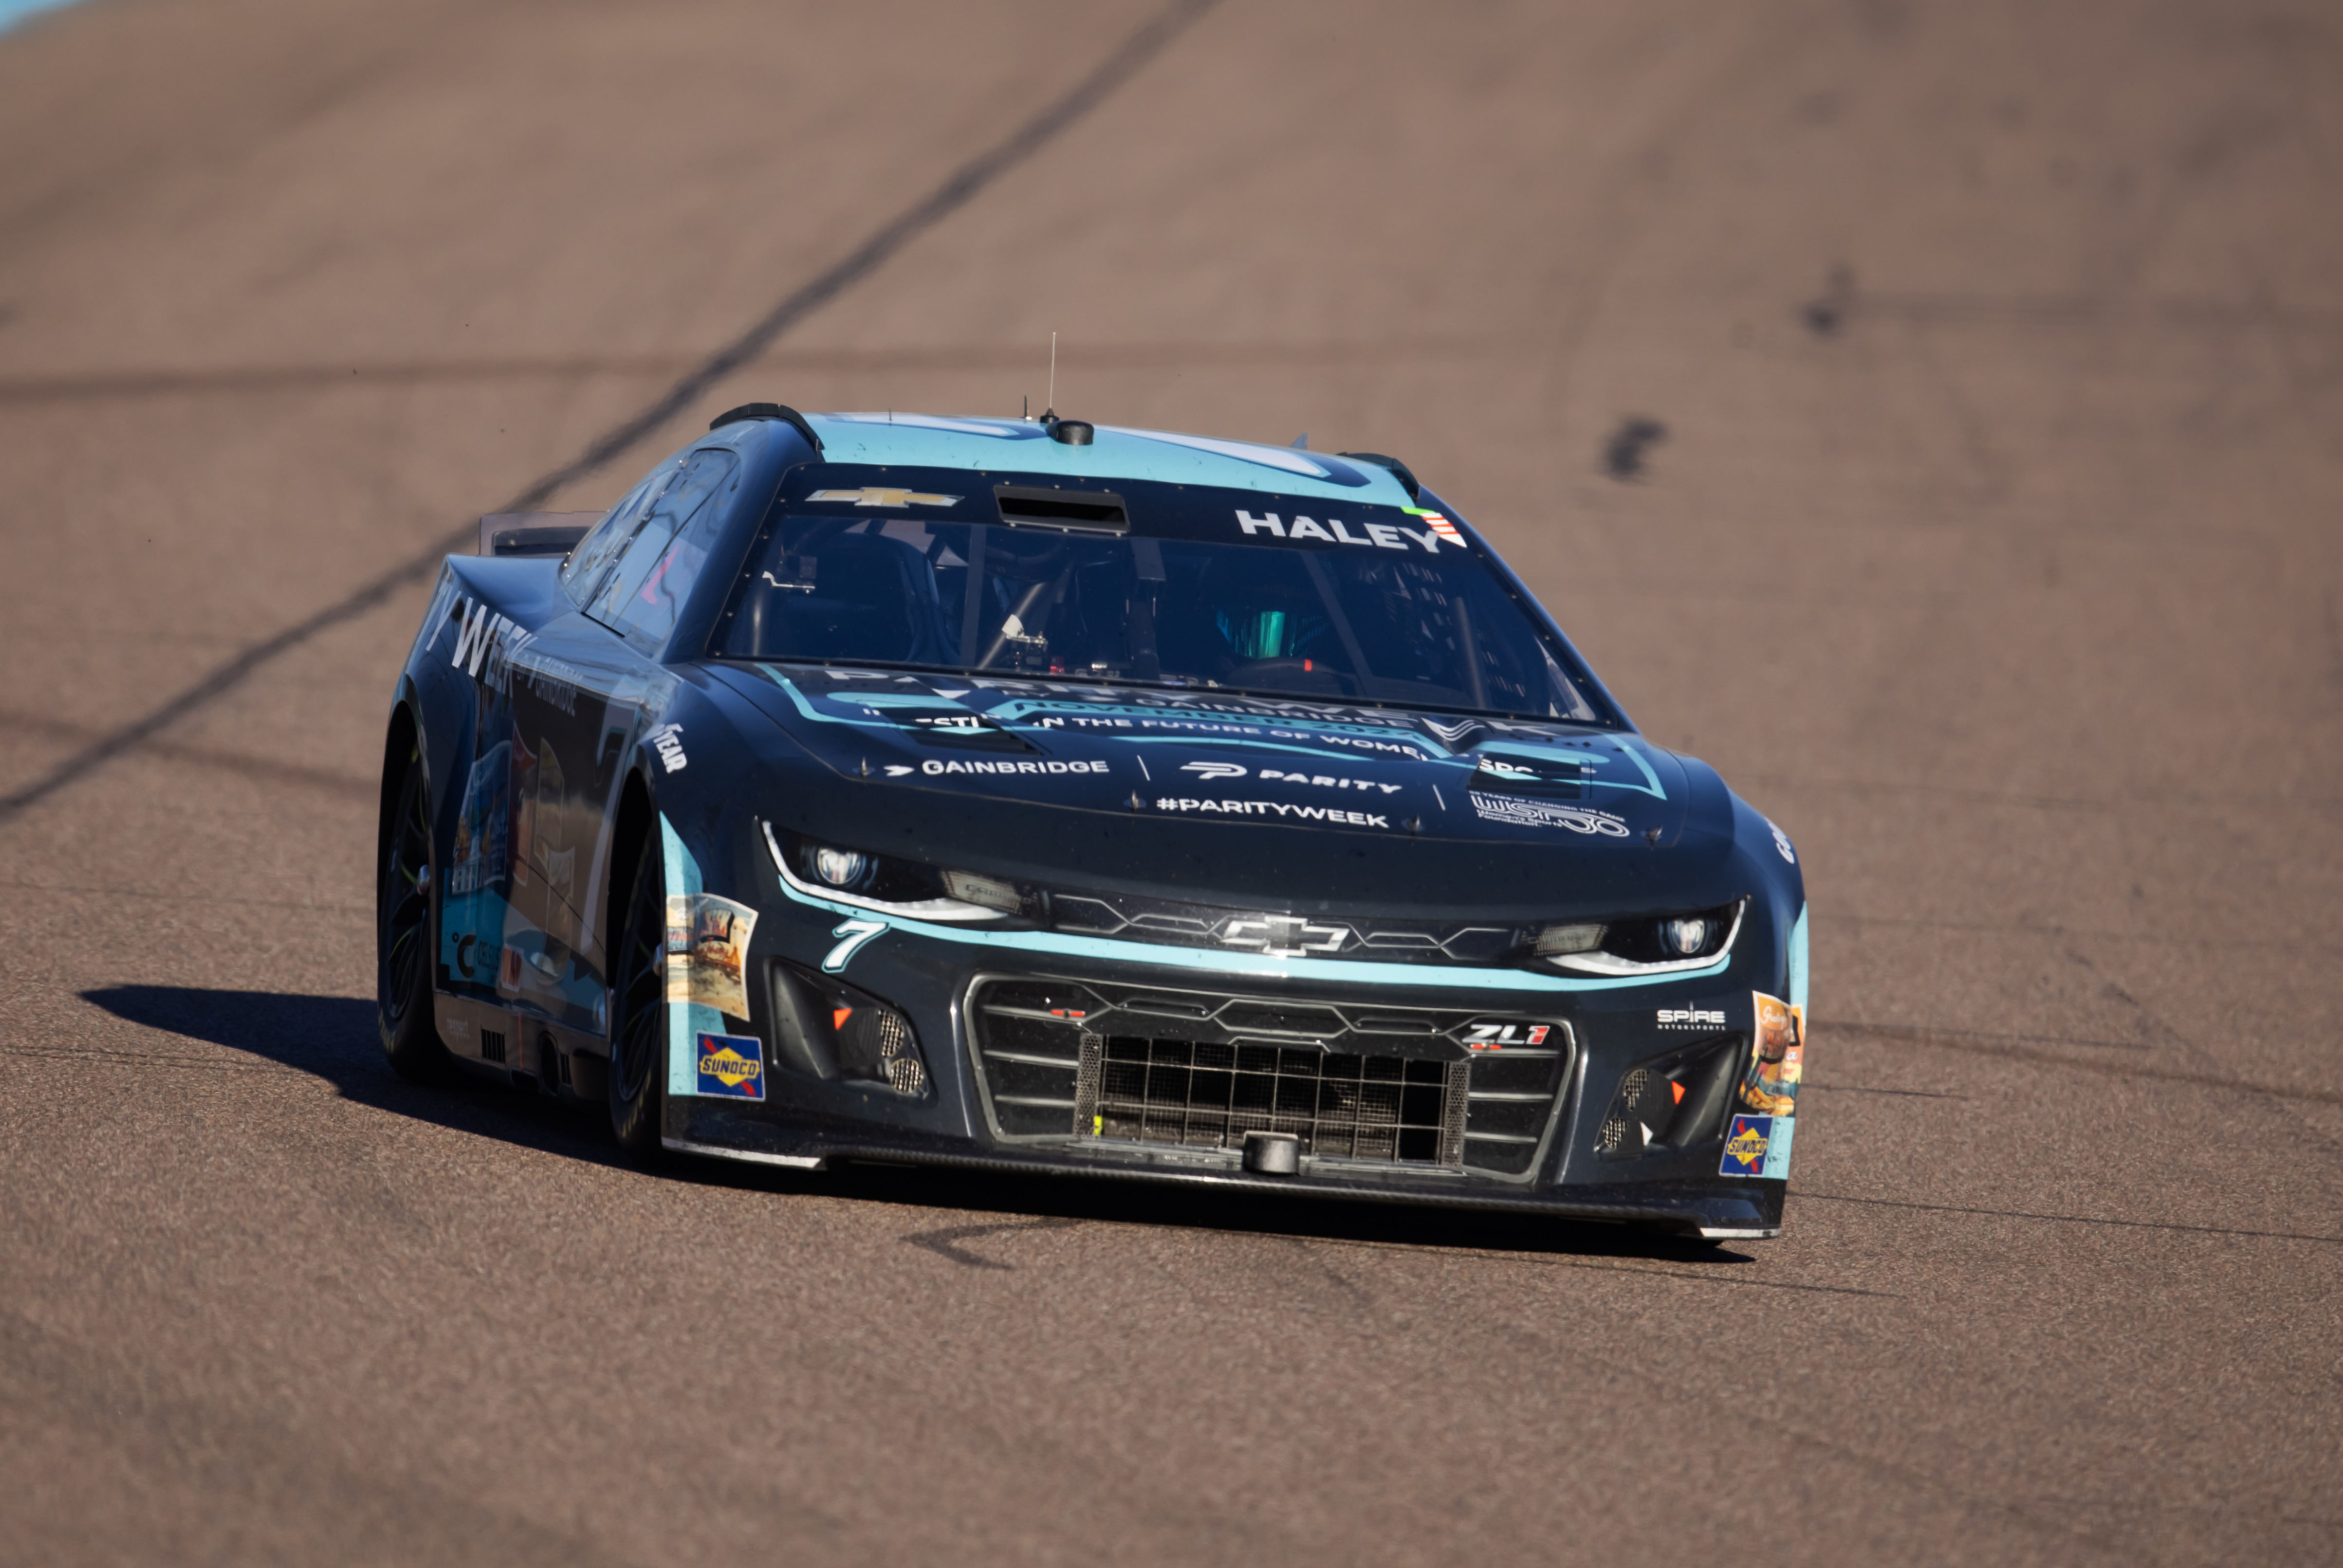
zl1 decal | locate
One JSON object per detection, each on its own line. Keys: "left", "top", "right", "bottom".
{"left": 1463, "top": 1022, "right": 1552, "bottom": 1051}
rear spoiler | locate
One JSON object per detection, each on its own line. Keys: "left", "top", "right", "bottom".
{"left": 478, "top": 511, "right": 601, "bottom": 558}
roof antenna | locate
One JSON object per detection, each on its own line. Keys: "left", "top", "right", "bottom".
{"left": 1048, "top": 331, "right": 1057, "bottom": 419}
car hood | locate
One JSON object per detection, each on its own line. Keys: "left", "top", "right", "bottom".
{"left": 705, "top": 663, "right": 1744, "bottom": 918}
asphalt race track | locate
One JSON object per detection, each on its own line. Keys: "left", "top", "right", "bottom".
{"left": 1, "top": 2, "right": 2339, "bottom": 1562}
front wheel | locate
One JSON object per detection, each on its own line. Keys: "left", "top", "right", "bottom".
{"left": 378, "top": 729, "right": 450, "bottom": 1081}
{"left": 607, "top": 825, "right": 666, "bottom": 1154}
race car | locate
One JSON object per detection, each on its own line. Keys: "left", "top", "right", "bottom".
{"left": 377, "top": 403, "right": 1809, "bottom": 1239}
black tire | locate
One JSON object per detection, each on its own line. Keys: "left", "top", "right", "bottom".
{"left": 378, "top": 729, "right": 451, "bottom": 1082}
{"left": 608, "top": 824, "right": 667, "bottom": 1154}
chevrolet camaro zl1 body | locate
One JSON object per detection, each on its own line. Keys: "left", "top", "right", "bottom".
{"left": 376, "top": 404, "right": 1808, "bottom": 1239}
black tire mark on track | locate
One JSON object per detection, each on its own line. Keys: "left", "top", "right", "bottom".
{"left": 1800, "top": 1081, "right": 1968, "bottom": 1099}
{"left": 903, "top": 1216, "right": 1084, "bottom": 1270}
{"left": 0, "top": 0, "right": 1221, "bottom": 830}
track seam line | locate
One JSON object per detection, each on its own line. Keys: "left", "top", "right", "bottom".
{"left": 1798, "top": 1190, "right": 2341, "bottom": 1244}
{"left": 0, "top": 0, "right": 1221, "bottom": 829}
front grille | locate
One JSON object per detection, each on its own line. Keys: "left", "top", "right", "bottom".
{"left": 1078, "top": 1037, "right": 1469, "bottom": 1166}
{"left": 968, "top": 976, "right": 1572, "bottom": 1180}
{"left": 1046, "top": 892, "right": 1525, "bottom": 966}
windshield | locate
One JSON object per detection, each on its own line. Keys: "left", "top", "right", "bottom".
{"left": 713, "top": 466, "right": 1609, "bottom": 723}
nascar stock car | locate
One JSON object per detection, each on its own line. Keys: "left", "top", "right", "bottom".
{"left": 377, "top": 404, "right": 1809, "bottom": 1239}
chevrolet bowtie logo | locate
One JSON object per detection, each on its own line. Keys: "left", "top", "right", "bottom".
{"left": 1220, "top": 914, "right": 1349, "bottom": 957}
{"left": 807, "top": 487, "right": 962, "bottom": 508}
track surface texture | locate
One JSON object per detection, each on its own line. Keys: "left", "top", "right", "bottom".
{"left": 1, "top": 2, "right": 2338, "bottom": 1564}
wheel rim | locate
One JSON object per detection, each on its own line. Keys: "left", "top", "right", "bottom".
{"left": 380, "top": 742, "right": 432, "bottom": 1023}
{"left": 612, "top": 839, "right": 665, "bottom": 1106}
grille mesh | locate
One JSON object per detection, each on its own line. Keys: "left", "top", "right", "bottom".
{"left": 1074, "top": 1036, "right": 1469, "bottom": 1166}
{"left": 969, "top": 977, "right": 1568, "bottom": 1178}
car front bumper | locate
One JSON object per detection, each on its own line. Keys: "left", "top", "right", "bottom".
{"left": 659, "top": 870, "right": 1795, "bottom": 1240}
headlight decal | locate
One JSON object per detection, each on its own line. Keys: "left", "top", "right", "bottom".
{"left": 764, "top": 868, "right": 1731, "bottom": 993}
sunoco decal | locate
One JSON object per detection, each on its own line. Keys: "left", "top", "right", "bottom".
{"left": 696, "top": 1032, "right": 765, "bottom": 1099}
{"left": 1719, "top": 1113, "right": 1793, "bottom": 1179}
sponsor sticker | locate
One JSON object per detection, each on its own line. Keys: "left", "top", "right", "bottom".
{"left": 807, "top": 487, "right": 961, "bottom": 508}
{"left": 696, "top": 1032, "right": 766, "bottom": 1099}
{"left": 1152, "top": 798, "right": 1389, "bottom": 829}
{"left": 1034, "top": 712, "right": 1431, "bottom": 760}
{"left": 1178, "top": 760, "right": 1401, "bottom": 794}
{"left": 1739, "top": 991, "right": 1804, "bottom": 1116}
{"left": 1767, "top": 818, "right": 1796, "bottom": 864}
{"left": 646, "top": 723, "right": 687, "bottom": 773}
{"left": 664, "top": 893, "right": 758, "bottom": 1019}
{"left": 1657, "top": 1006, "right": 1727, "bottom": 1030}
{"left": 1468, "top": 792, "right": 1630, "bottom": 836}
{"left": 447, "top": 596, "right": 534, "bottom": 694}
{"left": 1233, "top": 509, "right": 1453, "bottom": 553}
{"left": 920, "top": 758, "right": 1108, "bottom": 777}
{"left": 1719, "top": 1113, "right": 1793, "bottom": 1179}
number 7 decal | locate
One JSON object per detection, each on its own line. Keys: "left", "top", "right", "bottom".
{"left": 822, "top": 918, "right": 888, "bottom": 973}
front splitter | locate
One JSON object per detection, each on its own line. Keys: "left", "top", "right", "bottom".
{"left": 666, "top": 1106, "right": 1786, "bottom": 1238}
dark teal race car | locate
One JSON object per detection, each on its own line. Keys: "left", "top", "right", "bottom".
{"left": 377, "top": 404, "right": 1809, "bottom": 1239}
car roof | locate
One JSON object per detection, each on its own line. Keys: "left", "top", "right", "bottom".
{"left": 795, "top": 412, "right": 1421, "bottom": 508}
